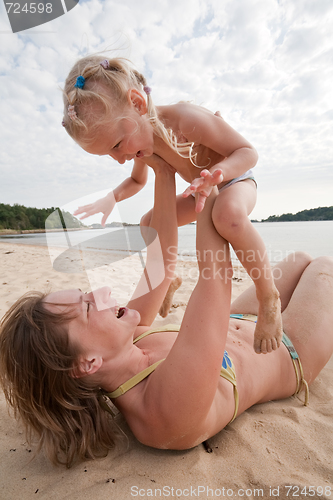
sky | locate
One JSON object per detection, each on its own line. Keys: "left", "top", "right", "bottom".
{"left": 0, "top": 0, "right": 332, "bottom": 224}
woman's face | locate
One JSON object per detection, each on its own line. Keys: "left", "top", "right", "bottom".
{"left": 79, "top": 89, "right": 154, "bottom": 164}
{"left": 44, "top": 287, "right": 140, "bottom": 358}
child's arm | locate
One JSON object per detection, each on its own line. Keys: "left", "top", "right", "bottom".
{"left": 178, "top": 103, "right": 258, "bottom": 211}
{"left": 73, "top": 160, "right": 148, "bottom": 226}
{"left": 179, "top": 103, "right": 258, "bottom": 180}
{"left": 114, "top": 159, "right": 149, "bottom": 202}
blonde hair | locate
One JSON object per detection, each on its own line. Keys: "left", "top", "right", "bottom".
{"left": 62, "top": 54, "right": 197, "bottom": 162}
{"left": 0, "top": 291, "right": 120, "bottom": 467}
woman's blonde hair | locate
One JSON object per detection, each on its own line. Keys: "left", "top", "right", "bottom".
{"left": 62, "top": 54, "right": 196, "bottom": 162}
{"left": 0, "top": 291, "right": 120, "bottom": 467}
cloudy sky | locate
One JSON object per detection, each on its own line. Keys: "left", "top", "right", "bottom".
{"left": 1, "top": 0, "right": 332, "bottom": 224}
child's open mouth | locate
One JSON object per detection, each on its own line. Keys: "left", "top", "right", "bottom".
{"left": 136, "top": 151, "right": 144, "bottom": 158}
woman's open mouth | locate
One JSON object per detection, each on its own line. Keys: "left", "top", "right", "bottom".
{"left": 117, "top": 307, "right": 126, "bottom": 318}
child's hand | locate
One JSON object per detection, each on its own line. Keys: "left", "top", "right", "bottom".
{"left": 182, "top": 169, "right": 223, "bottom": 213}
{"left": 73, "top": 192, "right": 116, "bottom": 227}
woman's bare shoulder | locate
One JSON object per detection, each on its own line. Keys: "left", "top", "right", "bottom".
{"left": 133, "top": 325, "right": 152, "bottom": 341}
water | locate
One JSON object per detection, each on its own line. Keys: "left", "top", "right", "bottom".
{"left": 253, "top": 221, "right": 333, "bottom": 262}
{"left": 176, "top": 221, "right": 333, "bottom": 263}
{"left": 1, "top": 221, "right": 332, "bottom": 264}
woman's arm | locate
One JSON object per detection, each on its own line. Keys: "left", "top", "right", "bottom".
{"left": 127, "top": 156, "right": 178, "bottom": 327}
{"left": 136, "top": 172, "right": 233, "bottom": 447}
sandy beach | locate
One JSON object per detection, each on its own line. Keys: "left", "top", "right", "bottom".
{"left": 0, "top": 241, "right": 332, "bottom": 499}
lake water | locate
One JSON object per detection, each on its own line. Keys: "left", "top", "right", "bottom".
{"left": 1, "top": 221, "right": 332, "bottom": 264}
{"left": 177, "top": 221, "right": 333, "bottom": 263}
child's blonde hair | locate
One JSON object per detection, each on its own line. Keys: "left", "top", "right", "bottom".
{"left": 62, "top": 54, "right": 196, "bottom": 160}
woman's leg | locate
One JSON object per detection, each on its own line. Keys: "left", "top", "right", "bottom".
{"left": 281, "top": 256, "right": 333, "bottom": 384}
{"left": 212, "top": 180, "right": 283, "bottom": 354}
{"left": 231, "top": 251, "right": 313, "bottom": 314}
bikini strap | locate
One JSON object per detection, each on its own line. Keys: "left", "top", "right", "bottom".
{"left": 291, "top": 359, "right": 309, "bottom": 406}
{"left": 282, "top": 333, "right": 309, "bottom": 406}
{"left": 229, "top": 313, "right": 257, "bottom": 323}
{"left": 100, "top": 325, "right": 180, "bottom": 403}
{"left": 133, "top": 324, "right": 180, "bottom": 344}
{"left": 220, "top": 352, "right": 239, "bottom": 424}
{"left": 105, "top": 359, "right": 165, "bottom": 399}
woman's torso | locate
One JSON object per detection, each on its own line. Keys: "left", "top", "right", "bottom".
{"left": 110, "top": 319, "right": 296, "bottom": 447}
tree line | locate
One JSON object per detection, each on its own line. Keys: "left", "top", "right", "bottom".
{"left": 1, "top": 202, "right": 332, "bottom": 230}
{"left": 0, "top": 203, "right": 84, "bottom": 230}
{"left": 262, "top": 206, "right": 333, "bottom": 222}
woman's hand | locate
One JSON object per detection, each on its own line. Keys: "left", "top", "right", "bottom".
{"left": 73, "top": 192, "right": 116, "bottom": 227}
{"left": 182, "top": 169, "right": 223, "bottom": 213}
{"left": 147, "top": 154, "right": 177, "bottom": 176}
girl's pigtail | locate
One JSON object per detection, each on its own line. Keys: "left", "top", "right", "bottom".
{"left": 63, "top": 74, "right": 88, "bottom": 128}
{"left": 100, "top": 59, "right": 109, "bottom": 70}
{"left": 132, "top": 70, "right": 153, "bottom": 117}
{"left": 67, "top": 76, "right": 86, "bottom": 121}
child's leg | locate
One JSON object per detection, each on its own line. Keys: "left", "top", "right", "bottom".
{"left": 140, "top": 193, "right": 196, "bottom": 228}
{"left": 212, "top": 179, "right": 283, "bottom": 354}
{"left": 159, "top": 274, "right": 183, "bottom": 317}
{"left": 140, "top": 195, "right": 196, "bottom": 317}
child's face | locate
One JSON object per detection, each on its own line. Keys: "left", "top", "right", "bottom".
{"left": 80, "top": 92, "right": 154, "bottom": 164}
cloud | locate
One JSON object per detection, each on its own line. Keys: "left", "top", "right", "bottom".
{"left": 0, "top": 0, "right": 332, "bottom": 223}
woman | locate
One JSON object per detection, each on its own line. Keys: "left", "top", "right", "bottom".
{"left": 1, "top": 157, "right": 333, "bottom": 467}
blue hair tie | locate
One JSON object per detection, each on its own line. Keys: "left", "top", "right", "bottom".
{"left": 75, "top": 75, "right": 85, "bottom": 89}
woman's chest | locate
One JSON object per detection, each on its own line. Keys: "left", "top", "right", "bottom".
{"left": 135, "top": 330, "right": 178, "bottom": 364}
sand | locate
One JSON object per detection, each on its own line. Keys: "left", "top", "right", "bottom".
{"left": 0, "top": 241, "right": 332, "bottom": 499}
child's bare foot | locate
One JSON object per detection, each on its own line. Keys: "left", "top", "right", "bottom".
{"left": 253, "top": 289, "right": 283, "bottom": 354}
{"left": 159, "top": 275, "right": 182, "bottom": 318}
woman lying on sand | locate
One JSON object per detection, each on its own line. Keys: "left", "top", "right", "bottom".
{"left": 1, "top": 157, "right": 333, "bottom": 467}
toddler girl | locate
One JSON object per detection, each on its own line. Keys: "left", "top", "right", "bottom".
{"left": 62, "top": 55, "right": 282, "bottom": 354}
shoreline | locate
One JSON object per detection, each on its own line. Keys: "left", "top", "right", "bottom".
{"left": 1, "top": 219, "right": 333, "bottom": 236}
{"left": 0, "top": 224, "right": 143, "bottom": 236}
{"left": 0, "top": 228, "right": 86, "bottom": 235}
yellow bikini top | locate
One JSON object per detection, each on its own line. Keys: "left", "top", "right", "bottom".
{"left": 105, "top": 325, "right": 180, "bottom": 399}
{"left": 101, "top": 323, "right": 239, "bottom": 423}
{"left": 104, "top": 319, "right": 249, "bottom": 400}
